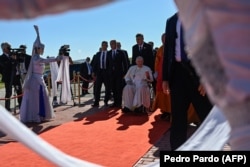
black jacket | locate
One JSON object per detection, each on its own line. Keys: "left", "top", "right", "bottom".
{"left": 107, "top": 49, "right": 128, "bottom": 76}
{"left": 162, "top": 13, "right": 200, "bottom": 86}
{"left": 0, "top": 53, "right": 17, "bottom": 83}
{"left": 132, "top": 42, "right": 154, "bottom": 71}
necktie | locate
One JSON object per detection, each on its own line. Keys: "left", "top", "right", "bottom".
{"left": 180, "top": 26, "right": 188, "bottom": 62}
{"left": 112, "top": 50, "right": 115, "bottom": 59}
{"left": 102, "top": 52, "right": 105, "bottom": 69}
{"left": 139, "top": 45, "right": 142, "bottom": 52}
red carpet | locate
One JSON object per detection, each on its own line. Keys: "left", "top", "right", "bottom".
{"left": 0, "top": 109, "right": 170, "bottom": 167}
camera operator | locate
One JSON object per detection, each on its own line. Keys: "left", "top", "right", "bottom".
{"left": 52, "top": 45, "right": 73, "bottom": 105}
{"left": 18, "top": 45, "right": 31, "bottom": 81}
{"left": 58, "top": 45, "right": 73, "bottom": 65}
{"left": 0, "top": 42, "right": 23, "bottom": 112}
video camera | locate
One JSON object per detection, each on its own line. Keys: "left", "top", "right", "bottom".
{"left": 59, "top": 45, "right": 70, "bottom": 56}
{"left": 10, "top": 47, "right": 26, "bottom": 62}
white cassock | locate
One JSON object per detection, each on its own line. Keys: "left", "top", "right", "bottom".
{"left": 56, "top": 56, "right": 72, "bottom": 103}
{"left": 123, "top": 65, "right": 153, "bottom": 110}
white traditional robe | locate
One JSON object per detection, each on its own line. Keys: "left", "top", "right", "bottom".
{"left": 50, "top": 60, "right": 59, "bottom": 98}
{"left": 123, "top": 65, "right": 153, "bottom": 110}
{"left": 56, "top": 56, "right": 72, "bottom": 104}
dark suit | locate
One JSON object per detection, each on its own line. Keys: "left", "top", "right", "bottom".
{"left": 24, "top": 54, "right": 31, "bottom": 72}
{"left": 80, "top": 61, "right": 92, "bottom": 95}
{"left": 120, "top": 49, "right": 130, "bottom": 68}
{"left": 132, "top": 42, "right": 154, "bottom": 71}
{"left": 162, "top": 13, "right": 212, "bottom": 150}
{"left": 91, "top": 51, "right": 111, "bottom": 105}
{"left": 0, "top": 53, "right": 22, "bottom": 111}
{"left": 108, "top": 49, "right": 128, "bottom": 106}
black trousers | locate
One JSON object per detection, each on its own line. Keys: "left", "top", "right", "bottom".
{"left": 169, "top": 63, "right": 212, "bottom": 150}
{"left": 110, "top": 72, "right": 123, "bottom": 106}
{"left": 94, "top": 70, "right": 110, "bottom": 104}
{"left": 4, "top": 75, "right": 23, "bottom": 111}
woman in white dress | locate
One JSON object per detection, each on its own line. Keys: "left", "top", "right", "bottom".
{"left": 20, "top": 25, "right": 62, "bottom": 123}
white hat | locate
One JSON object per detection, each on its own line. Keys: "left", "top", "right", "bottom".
{"left": 33, "top": 25, "right": 45, "bottom": 49}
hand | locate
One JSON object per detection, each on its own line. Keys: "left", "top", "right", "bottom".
{"left": 91, "top": 73, "right": 96, "bottom": 79}
{"left": 153, "top": 72, "right": 158, "bottom": 79}
{"left": 34, "top": 25, "right": 38, "bottom": 31}
{"left": 198, "top": 84, "right": 206, "bottom": 96}
{"left": 34, "top": 25, "right": 40, "bottom": 36}
{"left": 162, "top": 81, "right": 170, "bottom": 94}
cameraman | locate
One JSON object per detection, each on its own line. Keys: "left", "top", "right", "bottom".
{"left": 57, "top": 45, "right": 73, "bottom": 66}
{"left": 0, "top": 42, "right": 23, "bottom": 112}
{"left": 52, "top": 45, "right": 73, "bottom": 105}
{"left": 18, "top": 45, "right": 31, "bottom": 81}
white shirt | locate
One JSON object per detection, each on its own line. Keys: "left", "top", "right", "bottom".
{"left": 138, "top": 44, "right": 144, "bottom": 51}
{"left": 86, "top": 62, "right": 91, "bottom": 75}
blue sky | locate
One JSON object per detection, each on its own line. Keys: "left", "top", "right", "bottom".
{"left": 0, "top": 0, "right": 177, "bottom": 61}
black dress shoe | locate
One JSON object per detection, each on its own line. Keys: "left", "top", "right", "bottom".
{"left": 91, "top": 103, "right": 99, "bottom": 107}
{"left": 109, "top": 103, "right": 117, "bottom": 108}
{"left": 122, "top": 107, "right": 131, "bottom": 113}
{"left": 134, "top": 106, "right": 144, "bottom": 114}
{"left": 110, "top": 103, "right": 122, "bottom": 108}
{"left": 160, "top": 112, "right": 171, "bottom": 121}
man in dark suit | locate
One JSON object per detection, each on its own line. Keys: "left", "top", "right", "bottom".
{"left": 162, "top": 13, "right": 213, "bottom": 150}
{"left": 80, "top": 57, "right": 92, "bottom": 96}
{"left": 91, "top": 41, "right": 111, "bottom": 107}
{"left": 0, "top": 42, "right": 23, "bottom": 111}
{"left": 132, "top": 33, "right": 154, "bottom": 71}
{"left": 108, "top": 40, "right": 129, "bottom": 108}
{"left": 116, "top": 41, "right": 130, "bottom": 89}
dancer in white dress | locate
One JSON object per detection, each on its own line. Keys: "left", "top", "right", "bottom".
{"left": 20, "top": 25, "right": 62, "bottom": 123}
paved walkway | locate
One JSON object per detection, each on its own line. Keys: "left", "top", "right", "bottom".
{"left": 0, "top": 85, "right": 230, "bottom": 167}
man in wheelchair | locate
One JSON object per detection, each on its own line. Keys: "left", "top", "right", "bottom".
{"left": 122, "top": 56, "right": 153, "bottom": 114}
